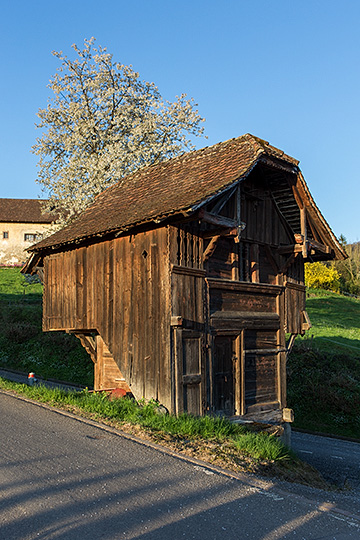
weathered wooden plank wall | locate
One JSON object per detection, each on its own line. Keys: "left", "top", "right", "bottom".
{"left": 43, "top": 227, "right": 172, "bottom": 408}
{"left": 168, "top": 226, "right": 206, "bottom": 415}
{"left": 240, "top": 180, "right": 294, "bottom": 247}
{"left": 208, "top": 280, "right": 281, "bottom": 316}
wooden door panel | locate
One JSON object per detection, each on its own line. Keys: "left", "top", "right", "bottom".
{"left": 172, "top": 327, "right": 204, "bottom": 416}
{"left": 213, "top": 336, "right": 235, "bottom": 416}
{"left": 244, "top": 330, "right": 278, "bottom": 409}
{"left": 182, "top": 334, "right": 203, "bottom": 415}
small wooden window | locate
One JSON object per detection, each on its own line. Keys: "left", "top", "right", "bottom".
{"left": 3, "top": 231, "right": 9, "bottom": 239}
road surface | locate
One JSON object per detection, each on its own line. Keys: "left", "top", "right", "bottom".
{"left": 292, "top": 431, "right": 360, "bottom": 491}
{"left": 0, "top": 390, "right": 359, "bottom": 539}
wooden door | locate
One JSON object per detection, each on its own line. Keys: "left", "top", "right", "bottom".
{"left": 213, "top": 336, "right": 235, "bottom": 416}
{"left": 212, "top": 330, "right": 280, "bottom": 416}
{"left": 173, "top": 328, "right": 204, "bottom": 416}
{"left": 182, "top": 332, "right": 203, "bottom": 415}
{"left": 244, "top": 330, "right": 279, "bottom": 410}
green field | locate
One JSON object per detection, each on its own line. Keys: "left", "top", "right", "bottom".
{"left": 0, "top": 267, "right": 93, "bottom": 385}
{"left": 287, "top": 289, "right": 360, "bottom": 439}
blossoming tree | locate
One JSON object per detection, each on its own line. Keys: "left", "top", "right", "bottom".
{"left": 33, "top": 38, "right": 205, "bottom": 226}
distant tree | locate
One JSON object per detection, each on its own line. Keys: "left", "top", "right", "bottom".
{"left": 33, "top": 38, "right": 205, "bottom": 227}
{"left": 332, "top": 237, "right": 360, "bottom": 295}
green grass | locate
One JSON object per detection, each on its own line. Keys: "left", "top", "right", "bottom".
{"left": 302, "top": 288, "right": 360, "bottom": 355}
{"left": 287, "top": 288, "right": 360, "bottom": 439}
{"left": 0, "top": 267, "right": 43, "bottom": 296}
{"left": 0, "top": 378, "right": 290, "bottom": 463}
{"left": 0, "top": 268, "right": 93, "bottom": 385}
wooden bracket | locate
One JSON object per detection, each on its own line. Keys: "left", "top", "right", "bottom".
{"left": 265, "top": 245, "right": 280, "bottom": 274}
{"left": 74, "top": 333, "right": 97, "bottom": 364}
{"left": 280, "top": 252, "right": 300, "bottom": 274}
{"left": 203, "top": 235, "right": 221, "bottom": 262}
{"left": 301, "top": 310, "right": 311, "bottom": 331}
{"left": 286, "top": 333, "right": 297, "bottom": 357}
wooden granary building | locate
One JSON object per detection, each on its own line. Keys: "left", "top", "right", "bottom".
{"left": 24, "top": 134, "right": 345, "bottom": 423}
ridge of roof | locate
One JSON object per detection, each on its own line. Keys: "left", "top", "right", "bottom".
{"left": 28, "top": 134, "right": 300, "bottom": 252}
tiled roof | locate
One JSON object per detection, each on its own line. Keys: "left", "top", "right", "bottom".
{"left": 0, "top": 199, "right": 56, "bottom": 224}
{"left": 29, "top": 134, "right": 300, "bottom": 252}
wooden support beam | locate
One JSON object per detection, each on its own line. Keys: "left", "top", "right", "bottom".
{"left": 277, "top": 240, "right": 331, "bottom": 258}
{"left": 300, "top": 207, "right": 308, "bottom": 258}
{"left": 244, "top": 348, "right": 287, "bottom": 355}
{"left": 203, "top": 235, "right": 220, "bottom": 262}
{"left": 265, "top": 245, "right": 280, "bottom": 274}
{"left": 307, "top": 239, "right": 331, "bottom": 255}
{"left": 277, "top": 244, "right": 303, "bottom": 255}
{"left": 286, "top": 333, "right": 297, "bottom": 357}
{"left": 290, "top": 183, "right": 304, "bottom": 209}
{"left": 302, "top": 310, "right": 312, "bottom": 332}
{"left": 209, "top": 186, "right": 237, "bottom": 215}
{"left": 250, "top": 243, "right": 259, "bottom": 283}
{"left": 278, "top": 238, "right": 330, "bottom": 258}
{"left": 276, "top": 281, "right": 286, "bottom": 408}
{"left": 202, "top": 227, "right": 237, "bottom": 239}
{"left": 74, "top": 333, "right": 97, "bottom": 364}
{"left": 234, "top": 333, "right": 242, "bottom": 416}
{"left": 305, "top": 211, "right": 322, "bottom": 243}
{"left": 279, "top": 252, "right": 300, "bottom": 274}
{"left": 231, "top": 247, "right": 239, "bottom": 281}
{"left": 173, "top": 327, "right": 184, "bottom": 415}
{"left": 198, "top": 209, "right": 239, "bottom": 229}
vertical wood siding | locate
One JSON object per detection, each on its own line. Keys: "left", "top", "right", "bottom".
{"left": 43, "top": 227, "right": 171, "bottom": 408}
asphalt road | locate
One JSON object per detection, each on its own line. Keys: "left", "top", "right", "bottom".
{"left": 1, "top": 391, "right": 360, "bottom": 540}
{"left": 292, "top": 431, "right": 360, "bottom": 491}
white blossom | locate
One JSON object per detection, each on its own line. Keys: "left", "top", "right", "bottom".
{"left": 33, "top": 37, "right": 205, "bottom": 229}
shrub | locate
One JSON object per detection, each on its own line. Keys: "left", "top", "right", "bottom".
{"left": 4, "top": 322, "right": 40, "bottom": 343}
{"left": 304, "top": 262, "right": 340, "bottom": 292}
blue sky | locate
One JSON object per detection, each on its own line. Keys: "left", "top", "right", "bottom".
{"left": 0, "top": 0, "right": 359, "bottom": 242}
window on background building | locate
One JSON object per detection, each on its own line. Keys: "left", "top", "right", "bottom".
{"left": 24, "top": 233, "right": 36, "bottom": 242}
{"left": 3, "top": 231, "right": 9, "bottom": 239}
{"left": 24, "top": 233, "right": 43, "bottom": 242}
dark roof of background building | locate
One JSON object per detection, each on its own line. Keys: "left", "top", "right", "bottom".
{"left": 0, "top": 199, "right": 56, "bottom": 224}
{"left": 29, "top": 134, "right": 301, "bottom": 252}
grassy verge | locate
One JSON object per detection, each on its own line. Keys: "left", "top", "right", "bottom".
{"left": 0, "top": 377, "right": 329, "bottom": 488}
{"left": 287, "top": 288, "right": 360, "bottom": 439}
{"left": 0, "top": 268, "right": 93, "bottom": 385}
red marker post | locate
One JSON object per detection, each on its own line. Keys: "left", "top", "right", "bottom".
{"left": 28, "top": 372, "right": 37, "bottom": 386}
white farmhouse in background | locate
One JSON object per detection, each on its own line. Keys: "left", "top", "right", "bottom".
{"left": 0, "top": 199, "right": 56, "bottom": 266}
